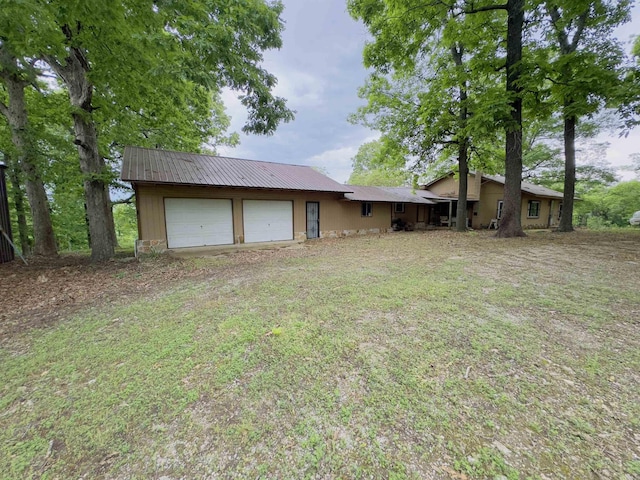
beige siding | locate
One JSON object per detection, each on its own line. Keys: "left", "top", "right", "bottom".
{"left": 322, "top": 200, "right": 392, "bottom": 233}
{"left": 428, "top": 173, "right": 481, "bottom": 200}
{"left": 477, "top": 181, "right": 562, "bottom": 229}
{"left": 521, "top": 194, "right": 558, "bottom": 228}
{"left": 478, "top": 181, "right": 504, "bottom": 227}
{"left": 392, "top": 203, "right": 431, "bottom": 228}
{"left": 136, "top": 184, "right": 393, "bottom": 245}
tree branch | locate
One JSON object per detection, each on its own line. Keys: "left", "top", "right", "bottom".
{"left": 547, "top": 5, "right": 569, "bottom": 51}
{"left": 112, "top": 194, "right": 134, "bottom": 205}
{"left": 42, "top": 54, "right": 64, "bottom": 73}
{"left": 0, "top": 100, "right": 8, "bottom": 118}
{"left": 464, "top": 3, "right": 508, "bottom": 14}
{"left": 570, "top": 12, "right": 588, "bottom": 51}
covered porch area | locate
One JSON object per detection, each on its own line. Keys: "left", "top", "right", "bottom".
{"left": 429, "top": 199, "right": 479, "bottom": 229}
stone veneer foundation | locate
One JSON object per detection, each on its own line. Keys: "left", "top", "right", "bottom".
{"left": 136, "top": 239, "right": 168, "bottom": 255}
{"left": 319, "top": 227, "right": 393, "bottom": 238}
{"left": 136, "top": 228, "right": 394, "bottom": 255}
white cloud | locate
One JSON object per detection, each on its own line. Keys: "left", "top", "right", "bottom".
{"left": 271, "top": 68, "right": 325, "bottom": 109}
{"left": 304, "top": 134, "right": 379, "bottom": 183}
{"left": 597, "top": 129, "right": 640, "bottom": 182}
{"left": 219, "top": 88, "right": 248, "bottom": 134}
{"left": 305, "top": 145, "right": 358, "bottom": 183}
{"left": 219, "top": 64, "right": 326, "bottom": 132}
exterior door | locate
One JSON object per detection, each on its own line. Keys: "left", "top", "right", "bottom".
{"left": 306, "top": 202, "right": 320, "bottom": 239}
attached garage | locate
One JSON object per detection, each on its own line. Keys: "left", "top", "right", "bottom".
{"left": 164, "top": 198, "right": 233, "bottom": 248}
{"left": 122, "top": 147, "right": 355, "bottom": 254}
{"left": 243, "top": 200, "right": 293, "bottom": 243}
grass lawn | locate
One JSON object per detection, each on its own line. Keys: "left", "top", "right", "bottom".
{"left": 1, "top": 230, "right": 639, "bottom": 479}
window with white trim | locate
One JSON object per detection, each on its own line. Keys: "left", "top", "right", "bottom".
{"left": 528, "top": 200, "right": 541, "bottom": 218}
{"left": 394, "top": 202, "right": 405, "bottom": 213}
{"left": 361, "top": 202, "right": 373, "bottom": 217}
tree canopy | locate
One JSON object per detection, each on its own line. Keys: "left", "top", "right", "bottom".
{"left": 0, "top": 0, "right": 294, "bottom": 260}
{"left": 347, "top": 140, "right": 412, "bottom": 186}
{"left": 348, "top": 0, "right": 638, "bottom": 235}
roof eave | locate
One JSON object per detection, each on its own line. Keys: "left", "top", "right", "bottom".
{"left": 126, "top": 179, "right": 353, "bottom": 194}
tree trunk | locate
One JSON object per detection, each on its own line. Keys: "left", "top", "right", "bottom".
{"left": 5, "top": 154, "right": 31, "bottom": 254}
{"left": 558, "top": 112, "right": 576, "bottom": 232}
{"left": 546, "top": 5, "right": 584, "bottom": 233}
{"left": 456, "top": 140, "right": 469, "bottom": 232}
{"left": 451, "top": 44, "right": 469, "bottom": 233}
{"left": 497, "top": 0, "right": 526, "bottom": 238}
{"left": 0, "top": 47, "right": 58, "bottom": 256}
{"left": 47, "top": 39, "right": 116, "bottom": 262}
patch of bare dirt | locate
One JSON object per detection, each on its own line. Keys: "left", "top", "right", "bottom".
{"left": 0, "top": 240, "right": 348, "bottom": 344}
{"left": 1, "top": 254, "right": 181, "bottom": 339}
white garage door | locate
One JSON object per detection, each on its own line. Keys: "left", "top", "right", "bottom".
{"left": 165, "top": 198, "right": 233, "bottom": 248}
{"left": 243, "top": 200, "right": 293, "bottom": 243}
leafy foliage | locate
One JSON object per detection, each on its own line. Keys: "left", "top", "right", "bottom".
{"left": 347, "top": 140, "right": 411, "bottom": 186}
{"left": 531, "top": 0, "right": 633, "bottom": 231}
{"left": 525, "top": 138, "right": 618, "bottom": 192}
{"left": 347, "top": 1, "right": 508, "bottom": 174}
{"left": 113, "top": 203, "right": 138, "bottom": 250}
{"left": 575, "top": 180, "right": 640, "bottom": 227}
{"left": 0, "top": 0, "right": 294, "bottom": 258}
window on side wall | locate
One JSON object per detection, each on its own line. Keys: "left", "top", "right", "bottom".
{"left": 497, "top": 200, "right": 504, "bottom": 219}
{"left": 361, "top": 202, "right": 373, "bottom": 217}
{"left": 394, "top": 202, "right": 405, "bottom": 214}
{"left": 528, "top": 200, "right": 541, "bottom": 218}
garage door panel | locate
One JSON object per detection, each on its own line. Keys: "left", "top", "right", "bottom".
{"left": 243, "top": 200, "right": 293, "bottom": 243}
{"left": 165, "top": 198, "right": 233, "bottom": 248}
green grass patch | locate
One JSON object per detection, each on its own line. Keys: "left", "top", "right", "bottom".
{"left": 1, "top": 231, "right": 639, "bottom": 478}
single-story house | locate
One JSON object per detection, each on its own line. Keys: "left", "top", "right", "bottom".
{"left": 121, "top": 147, "right": 439, "bottom": 254}
{"left": 121, "top": 147, "right": 566, "bottom": 254}
{"left": 424, "top": 172, "right": 565, "bottom": 229}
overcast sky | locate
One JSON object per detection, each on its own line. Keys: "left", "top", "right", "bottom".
{"left": 217, "top": 0, "right": 640, "bottom": 184}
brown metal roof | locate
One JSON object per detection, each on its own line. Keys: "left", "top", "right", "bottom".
{"left": 344, "top": 185, "right": 435, "bottom": 204}
{"left": 481, "top": 174, "right": 565, "bottom": 199}
{"left": 380, "top": 187, "right": 444, "bottom": 203}
{"left": 121, "top": 146, "right": 353, "bottom": 193}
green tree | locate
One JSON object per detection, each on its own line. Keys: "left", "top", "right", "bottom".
{"left": 537, "top": 0, "right": 632, "bottom": 232}
{"left": 347, "top": 140, "right": 411, "bottom": 186}
{"left": 576, "top": 180, "right": 640, "bottom": 227}
{"left": 526, "top": 140, "right": 618, "bottom": 193}
{"left": 5, "top": 0, "right": 293, "bottom": 262}
{"left": 0, "top": 42, "right": 58, "bottom": 256}
{"left": 349, "top": 0, "right": 530, "bottom": 236}
{"left": 0, "top": 148, "right": 30, "bottom": 254}
{"left": 113, "top": 202, "right": 138, "bottom": 250}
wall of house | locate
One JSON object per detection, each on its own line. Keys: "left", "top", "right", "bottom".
{"left": 321, "top": 199, "right": 392, "bottom": 234}
{"left": 135, "top": 184, "right": 394, "bottom": 252}
{"left": 477, "top": 181, "right": 504, "bottom": 227}
{"left": 427, "top": 173, "right": 482, "bottom": 200}
{"left": 520, "top": 194, "right": 559, "bottom": 228}
{"left": 477, "top": 181, "right": 561, "bottom": 229}
{"left": 391, "top": 203, "right": 430, "bottom": 229}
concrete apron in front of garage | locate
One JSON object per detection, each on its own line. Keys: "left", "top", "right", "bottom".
{"left": 166, "top": 240, "right": 304, "bottom": 258}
